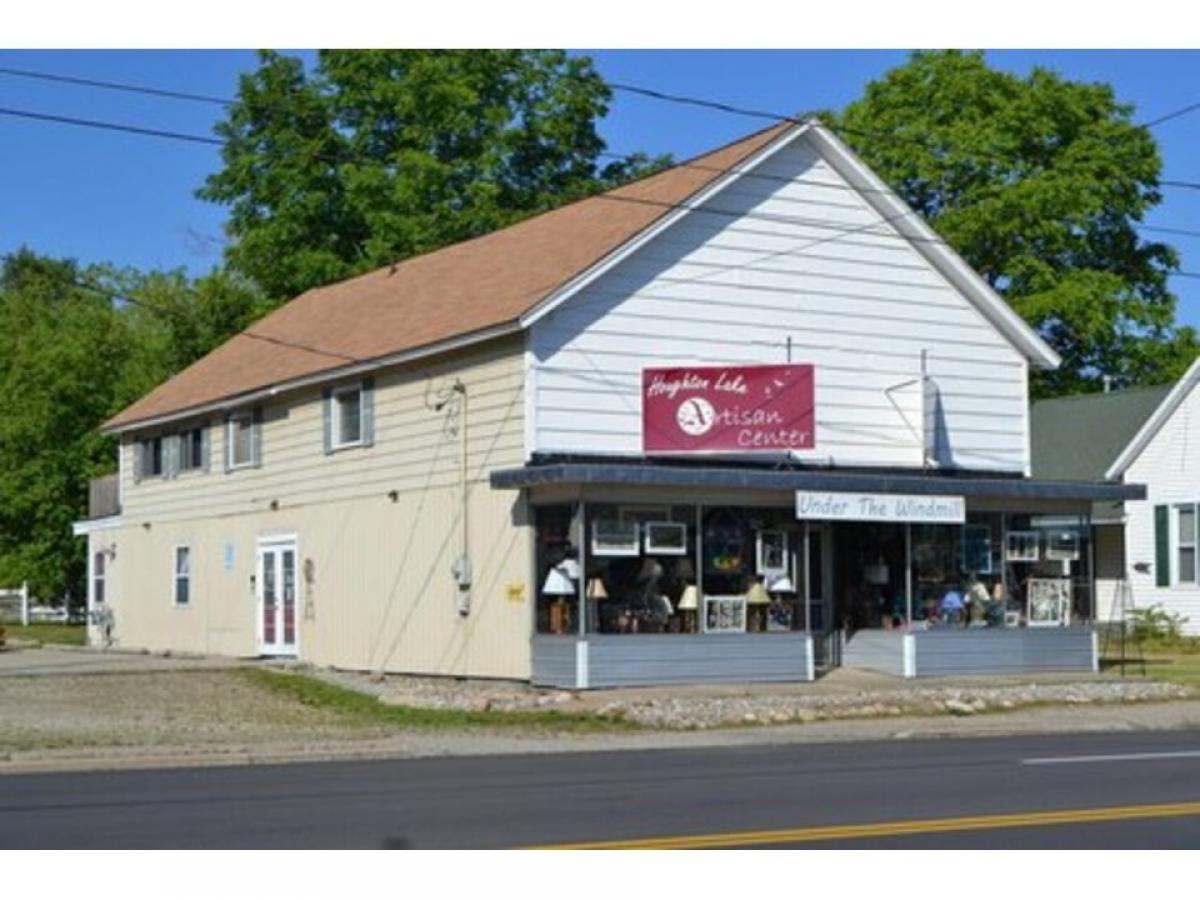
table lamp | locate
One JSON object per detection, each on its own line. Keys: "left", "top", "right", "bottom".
{"left": 746, "top": 578, "right": 770, "bottom": 632}
{"left": 542, "top": 562, "right": 576, "bottom": 634}
{"left": 677, "top": 584, "right": 699, "bottom": 633}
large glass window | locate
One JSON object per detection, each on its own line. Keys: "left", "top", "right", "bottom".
{"left": 585, "top": 503, "right": 699, "bottom": 634}
{"left": 911, "top": 512, "right": 1005, "bottom": 628}
{"left": 700, "top": 506, "right": 800, "bottom": 634}
{"left": 535, "top": 504, "right": 580, "bottom": 635}
{"left": 1003, "top": 513, "right": 1092, "bottom": 626}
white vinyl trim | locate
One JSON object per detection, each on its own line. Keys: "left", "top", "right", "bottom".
{"left": 1105, "top": 356, "right": 1200, "bottom": 479}
{"left": 804, "top": 124, "right": 1060, "bottom": 371}
{"left": 519, "top": 123, "right": 814, "bottom": 330}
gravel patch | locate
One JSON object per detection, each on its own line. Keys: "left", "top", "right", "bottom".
{"left": 315, "top": 667, "right": 1191, "bottom": 729}
{"left": 0, "top": 669, "right": 381, "bottom": 753}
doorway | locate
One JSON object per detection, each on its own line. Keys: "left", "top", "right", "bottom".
{"left": 257, "top": 536, "right": 298, "bottom": 656}
{"left": 832, "top": 522, "right": 907, "bottom": 633}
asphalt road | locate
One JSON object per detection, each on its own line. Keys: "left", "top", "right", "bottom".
{"left": 4, "top": 730, "right": 1200, "bottom": 848}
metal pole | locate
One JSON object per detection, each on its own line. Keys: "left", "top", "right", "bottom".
{"left": 904, "top": 524, "right": 913, "bottom": 627}
{"left": 803, "top": 524, "right": 811, "bottom": 636}
{"left": 578, "top": 500, "right": 587, "bottom": 637}
{"left": 696, "top": 504, "right": 704, "bottom": 634}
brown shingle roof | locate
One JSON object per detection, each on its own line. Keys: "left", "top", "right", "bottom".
{"left": 105, "top": 122, "right": 794, "bottom": 431}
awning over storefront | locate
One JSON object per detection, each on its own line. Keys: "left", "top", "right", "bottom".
{"left": 490, "top": 461, "right": 1146, "bottom": 502}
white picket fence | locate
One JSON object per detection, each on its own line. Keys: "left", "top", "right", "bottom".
{"left": 0, "top": 582, "right": 30, "bottom": 626}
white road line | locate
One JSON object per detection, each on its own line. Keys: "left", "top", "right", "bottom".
{"left": 1022, "top": 750, "right": 1200, "bottom": 766}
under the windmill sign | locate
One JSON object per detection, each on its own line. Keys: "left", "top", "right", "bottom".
{"left": 641, "top": 363, "right": 815, "bottom": 453}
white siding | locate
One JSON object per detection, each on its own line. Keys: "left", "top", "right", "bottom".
{"left": 1124, "top": 381, "right": 1200, "bottom": 635}
{"left": 528, "top": 133, "right": 1030, "bottom": 472}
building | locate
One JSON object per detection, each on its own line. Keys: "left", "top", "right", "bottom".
{"left": 1032, "top": 359, "right": 1200, "bottom": 634}
{"left": 73, "top": 119, "right": 1141, "bottom": 687}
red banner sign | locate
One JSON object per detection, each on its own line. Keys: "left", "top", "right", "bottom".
{"left": 642, "top": 364, "right": 816, "bottom": 453}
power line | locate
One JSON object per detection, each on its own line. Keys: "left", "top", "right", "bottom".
{"left": 6, "top": 60, "right": 1200, "bottom": 200}
{"left": 5, "top": 100, "right": 1199, "bottom": 255}
{"left": 0, "top": 65, "right": 230, "bottom": 106}
{"left": 0, "top": 105, "right": 224, "bottom": 147}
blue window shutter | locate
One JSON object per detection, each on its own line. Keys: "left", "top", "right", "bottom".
{"left": 200, "top": 425, "right": 211, "bottom": 473}
{"left": 1155, "top": 505, "right": 1170, "bottom": 587}
{"left": 251, "top": 407, "right": 264, "bottom": 468}
{"left": 322, "top": 388, "right": 333, "bottom": 455}
{"left": 361, "top": 377, "right": 375, "bottom": 448}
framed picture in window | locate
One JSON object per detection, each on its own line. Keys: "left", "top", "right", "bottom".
{"left": 644, "top": 521, "right": 687, "bottom": 556}
{"left": 1005, "top": 530, "right": 1040, "bottom": 562}
{"left": 591, "top": 520, "right": 639, "bottom": 557}
{"left": 1045, "top": 531, "right": 1080, "bottom": 561}
{"left": 961, "top": 524, "right": 993, "bottom": 574}
{"left": 704, "top": 595, "right": 746, "bottom": 633}
{"left": 1027, "top": 577, "right": 1071, "bottom": 627}
{"left": 756, "top": 529, "right": 789, "bottom": 577}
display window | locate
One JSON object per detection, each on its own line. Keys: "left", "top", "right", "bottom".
{"left": 534, "top": 504, "right": 580, "bottom": 635}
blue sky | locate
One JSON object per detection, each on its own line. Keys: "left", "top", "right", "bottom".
{"left": 1, "top": 49, "right": 1198, "bottom": 322}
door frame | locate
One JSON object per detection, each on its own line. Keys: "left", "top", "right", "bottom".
{"left": 256, "top": 533, "right": 300, "bottom": 658}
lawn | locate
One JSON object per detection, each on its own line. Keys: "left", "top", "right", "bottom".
{"left": 0, "top": 623, "right": 86, "bottom": 646}
{"left": 1102, "top": 635, "right": 1200, "bottom": 690}
{"left": 240, "top": 668, "right": 635, "bottom": 733}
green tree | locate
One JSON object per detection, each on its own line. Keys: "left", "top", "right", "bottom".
{"left": 0, "top": 250, "right": 130, "bottom": 601}
{"left": 834, "top": 50, "right": 1194, "bottom": 396}
{"left": 199, "top": 49, "right": 668, "bottom": 302}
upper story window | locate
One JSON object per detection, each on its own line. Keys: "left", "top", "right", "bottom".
{"left": 139, "top": 436, "right": 164, "bottom": 477}
{"left": 133, "top": 425, "right": 208, "bottom": 482}
{"left": 225, "top": 409, "right": 262, "bottom": 471}
{"left": 333, "top": 385, "right": 363, "bottom": 448}
{"left": 179, "top": 426, "right": 206, "bottom": 472}
{"left": 323, "top": 378, "right": 374, "bottom": 454}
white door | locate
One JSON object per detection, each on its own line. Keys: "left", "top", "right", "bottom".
{"left": 257, "top": 539, "right": 298, "bottom": 656}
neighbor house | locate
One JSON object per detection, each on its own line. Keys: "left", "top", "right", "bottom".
{"left": 1032, "top": 359, "right": 1200, "bottom": 634}
{"left": 73, "top": 120, "right": 1141, "bottom": 686}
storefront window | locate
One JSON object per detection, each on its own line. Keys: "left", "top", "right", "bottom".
{"left": 534, "top": 504, "right": 580, "bottom": 635}
{"left": 586, "top": 503, "right": 697, "bottom": 634}
{"left": 1005, "top": 513, "right": 1092, "bottom": 626}
{"left": 911, "top": 513, "right": 1005, "bottom": 628}
{"left": 701, "top": 507, "right": 802, "bottom": 634}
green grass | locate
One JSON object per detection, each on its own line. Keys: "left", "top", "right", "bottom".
{"left": 1102, "top": 636, "right": 1200, "bottom": 690}
{"left": 239, "top": 668, "right": 637, "bottom": 733}
{"left": 0, "top": 623, "right": 86, "bottom": 646}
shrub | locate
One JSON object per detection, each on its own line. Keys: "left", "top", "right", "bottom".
{"left": 1128, "top": 604, "right": 1190, "bottom": 642}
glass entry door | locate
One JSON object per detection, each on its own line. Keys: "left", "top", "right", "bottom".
{"left": 257, "top": 538, "right": 298, "bottom": 656}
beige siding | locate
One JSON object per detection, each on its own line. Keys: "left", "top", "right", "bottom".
{"left": 108, "top": 337, "right": 533, "bottom": 678}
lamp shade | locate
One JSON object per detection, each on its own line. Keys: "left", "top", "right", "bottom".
{"left": 585, "top": 577, "right": 608, "bottom": 600}
{"left": 542, "top": 565, "right": 576, "bottom": 596}
{"left": 745, "top": 580, "right": 770, "bottom": 606}
{"left": 677, "top": 584, "right": 699, "bottom": 611}
{"left": 768, "top": 574, "right": 794, "bottom": 593}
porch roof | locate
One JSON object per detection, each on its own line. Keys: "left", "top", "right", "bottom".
{"left": 490, "top": 461, "right": 1146, "bottom": 502}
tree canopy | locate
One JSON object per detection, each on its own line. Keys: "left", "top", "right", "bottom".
{"left": 832, "top": 50, "right": 1196, "bottom": 396}
{"left": 199, "top": 49, "right": 668, "bottom": 301}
